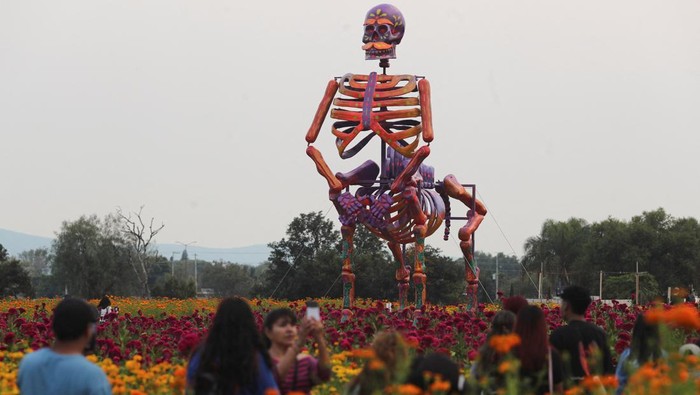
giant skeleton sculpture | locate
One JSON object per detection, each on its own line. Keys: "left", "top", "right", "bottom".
{"left": 305, "top": 4, "right": 487, "bottom": 312}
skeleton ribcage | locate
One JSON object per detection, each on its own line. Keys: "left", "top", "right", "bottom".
{"left": 330, "top": 73, "right": 445, "bottom": 243}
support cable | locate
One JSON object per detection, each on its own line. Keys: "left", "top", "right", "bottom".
{"left": 475, "top": 191, "right": 540, "bottom": 294}
{"left": 269, "top": 205, "right": 335, "bottom": 299}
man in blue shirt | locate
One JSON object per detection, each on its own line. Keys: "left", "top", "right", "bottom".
{"left": 18, "top": 298, "right": 112, "bottom": 395}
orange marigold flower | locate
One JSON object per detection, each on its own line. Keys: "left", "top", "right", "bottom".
{"left": 174, "top": 366, "right": 186, "bottom": 378}
{"left": 429, "top": 378, "right": 451, "bottom": 392}
{"left": 350, "top": 348, "right": 376, "bottom": 359}
{"left": 600, "top": 375, "right": 619, "bottom": 388}
{"left": 488, "top": 334, "right": 521, "bottom": 354}
{"left": 369, "top": 359, "right": 385, "bottom": 370}
{"left": 497, "top": 360, "right": 512, "bottom": 374}
{"left": 264, "top": 389, "right": 280, "bottom": 395}
{"left": 393, "top": 384, "right": 423, "bottom": 395}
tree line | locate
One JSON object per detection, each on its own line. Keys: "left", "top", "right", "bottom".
{"left": 1, "top": 208, "right": 698, "bottom": 304}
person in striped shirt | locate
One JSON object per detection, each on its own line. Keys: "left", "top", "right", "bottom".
{"left": 264, "top": 308, "right": 332, "bottom": 394}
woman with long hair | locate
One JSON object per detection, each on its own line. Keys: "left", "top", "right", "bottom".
{"left": 615, "top": 313, "right": 662, "bottom": 395}
{"left": 186, "top": 297, "right": 278, "bottom": 395}
{"left": 263, "top": 308, "right": 331, "bottom": 394}
{"left": 346, "top": 331, "right": 411, "bottom": 395}
{"left": 472, "top": 310, "right": 516, "bottom": 388}
{"left": 514, "top": 305, "right": 563, "bottom": 395}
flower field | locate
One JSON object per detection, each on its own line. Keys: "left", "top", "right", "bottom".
{"left": 1, "top": 297, "right": 699, "bottom": 394}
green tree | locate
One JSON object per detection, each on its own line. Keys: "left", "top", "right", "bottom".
{"left": 151, "top": 275, "right": 196, "bottom": 299}
{"left": 17, "top": 248, "right": 52, "bottom": 277}
{"left": 52, "top": 215, "right": 139, "bottom": 298}
{"left": 604, "top": 273, "right": 660, "bottom": 304}
{"left": 347, "top": 226, "right": 395, "bottom": 300}
{"left": 0, "top": 244, "right": 35, "bottom": 297}
{"left": 200, "top": 262, "right": 255, "bottom": 297}
{"left": 261, "top": 212, "right": 340, "bottom": 299}
{"left": 522, "top": 209, "right": 700, "bottom": 296}
{"left": 523, "top": 218, "right": 591, "bottom": 288}
{"left": 17, "top": 248, "right": 55, "bottom": 296}
{"left": 0, "top": 244, "right": 9, "bottom": 261}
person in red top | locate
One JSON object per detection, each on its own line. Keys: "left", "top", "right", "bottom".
{"left": 264, "top": 308, "right": 331, "bottom": 394}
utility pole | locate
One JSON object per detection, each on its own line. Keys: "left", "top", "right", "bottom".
{"left": 635, "top": 261, "right": 640, "bottom": 305}
{"left": 495, "top": 255, "right": 500, "bottom": 299}
{"left": 170, "top": 251, "right": 177, "bottom": 276}
{"left": 538, "top": 261, "right": 543, "bottom": 300}
{"left": 194, "top": 253, "right": 198, "bottom": 295}
{"left": 599, "top": 270, "right": 603, "bottom": 301}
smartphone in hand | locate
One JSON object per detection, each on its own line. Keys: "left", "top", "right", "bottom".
{"left": 306, "top": 300, "right": 320, "bottom": 321}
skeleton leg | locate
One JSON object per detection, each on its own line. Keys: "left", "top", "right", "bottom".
{"left": 402, "top": 186, "right": 428, "bottom": 307}
{"left": 389, "top": 242, "right": 410, "bottom": 310}
{"left": 306, "top": 146, "right": 343, "bottom": 193}
{"left": 443, "top": 174, "right": 487, "bottom": 311}
{"left": 413, "top": 224, "right": 428, "bottom": 308}
{"left": 390, "top": 146, "right": 431, "bottom": 193}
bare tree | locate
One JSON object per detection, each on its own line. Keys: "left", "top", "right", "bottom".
{"left": 117, "top": 206, "right": 164, "bottom": 297}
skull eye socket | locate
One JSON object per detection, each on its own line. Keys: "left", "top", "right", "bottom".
{"left": 378, "top": 25, "right": 389, "bottom": 35}
{"left": 365, "top": 25, "right": 375, "bottom": 34}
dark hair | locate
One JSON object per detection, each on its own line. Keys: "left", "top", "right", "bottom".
{"left": 514, "top": 306, "right": 549, "bottom": 372}
{"left": 52, "top": 298, "right": 98, "bottom": 341}
{"left": 97, "top": 296, "right": 111, "bottom": 310}
{"left": 474, "top": 311, "right": 516, "bottom": 381}
{"left": 349, "top": 331, "right": 410, "bottom": 395}
{"left": 263, "top": 308, "right": 297, "bottom": 348}
{"left": 630, "top": 314, "right": 662, "bottom": 362}
{"left": 407, "top": 353, "right": 463, "bottom": 394}
{"left": 502, "top": 296, "right": 528, "bottom": 315}
{"left": 490, "top": 310, "right": 516, "bottom": 335}
{"left": 559, "top": 285, "right": 591, "bottom": 315}
{"left": 194, "top": 297, "right": 271, "bottom": 395}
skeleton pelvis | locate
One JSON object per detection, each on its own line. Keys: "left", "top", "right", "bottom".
{"left": 340, "top": 188, "right": 445, "bottom": 244}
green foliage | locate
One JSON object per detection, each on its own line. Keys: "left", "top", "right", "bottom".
{"left": 151, "top": 275, "right": 196, "bottom": 299}
{"left": 259, "top": 211, "right": 340, "bottom": 299}
{"left": 0, "top": 259, "right": 34, "bottom": 297}
{"left": 351, "top": 226, "right": 395, "bottom": 300}
{"left": 17, "top": 248, "right": 51, "bottom": 278}
{"left": 199, "top": 262, "right": 255, "bottom": 297}
{"left": 520, "top": 208, "right": 700, "bottom": 298}
{"left": 0, "top": 243, "right": 35, "bottom": 297}
{"left": 52, "top": 214, "right": 140, "bottom": 298}
{"left": 258, "top": 212, "right": 477, "bottom": 303}
{"left": 474, "top": 252, "right": 523, "bottom": 302}
{"left": 0, "top": 244, "right": 8, "bottom": 261}
{"left": 604, "top": 272, "right": 660, "bottom": 304}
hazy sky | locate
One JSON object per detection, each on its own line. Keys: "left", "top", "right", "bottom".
{"left": 2, "top": 0, "right": 699, "bottom": 260}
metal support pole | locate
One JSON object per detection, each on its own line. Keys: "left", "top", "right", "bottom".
{"left": 194, "top": 253, "right": 198, "bottom": 295}
{"left": 495, "top": 255, "right": 499, "bottom": 299}
{"left": 538, "top": 262, "right": 543, "bottom": 300}
{"left": 635, "top": 261, "right": 640, "bottom": 305}
{"left": 599, "top": 270, "right": 603, "bottom": 301}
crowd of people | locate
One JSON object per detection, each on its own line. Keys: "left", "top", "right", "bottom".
{"left": 14, "top": 285, "right": 699, "bottom": 395}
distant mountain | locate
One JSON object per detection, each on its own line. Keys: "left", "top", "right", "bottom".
{"left": 0, "top": 229, "right": 53, "bottom": 256}
{"left": 0, "top": 228, "right": 270, "bottom": 266}
{"left": 155, "top": 244, "right": 271, "bottom": 266}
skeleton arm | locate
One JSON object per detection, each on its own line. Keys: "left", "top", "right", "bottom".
{"left": 306, "top": 80, "right": 339, "bottom": 144}
{"left": 306, "top": 79, "right": 343, "bottom": 193}
{"left": 418, "top": 78, "right": 433, "bottom": 143}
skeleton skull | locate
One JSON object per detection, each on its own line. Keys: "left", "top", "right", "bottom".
{"left": 362, "top": 4, "right": 405, "bottom": 60}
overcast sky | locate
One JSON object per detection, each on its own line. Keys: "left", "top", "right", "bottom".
{"left": 2, "top": 0, "right": 699, "bottom": 260}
